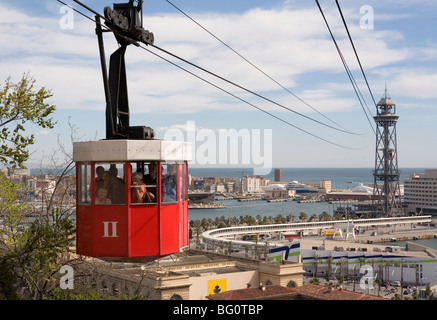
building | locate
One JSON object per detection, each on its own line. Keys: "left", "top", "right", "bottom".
{"left": 76, "top": 250, "right": 305, "bottom": 300}
{"left": 404, "top": 169, "right": 437, "bottom": 215}
{"left": 326, "top": 183, "right": 376, "bottom": 201}
{"left": 263, "top": 184, "right": 295, "bottom": 199}
{"left": 239, "top": 175, "right": 269, "bottom": 195}
{"left": 300, "top": 180, "right": 332, "bottom": 193}
{"left": 274, "top": 168, "right": 281, "bottom": 182}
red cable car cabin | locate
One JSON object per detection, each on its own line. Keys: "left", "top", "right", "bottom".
{"left": 73, "top": 139, "right": 191, "bottom": 261}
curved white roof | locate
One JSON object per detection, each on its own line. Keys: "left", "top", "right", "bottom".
{"left": 351, "top": 183, "right": 374, "bottom": 194}
{"left": 264, "top": 184, "right": 286, "bottom": 191}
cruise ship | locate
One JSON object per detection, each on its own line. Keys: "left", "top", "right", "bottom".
{"left": 285, "top": 181, "right": 318, "bottom": 193}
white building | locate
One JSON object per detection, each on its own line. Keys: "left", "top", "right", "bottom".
{"left": 404, "top": 169, "right": 437, "bottom": 216}
{"left": 263, "top": 184, "right": 295, "bottom": 199}
{"left": 240, "top": 175, "right": 269, "bottom": 194}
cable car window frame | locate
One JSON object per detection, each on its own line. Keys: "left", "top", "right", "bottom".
{"left": 161, "top": 161, "right": 178, "bottom": 204}
{"left": 179, "top": 162, "right": 183, "bottom": 202}
{"left": 184, "top": 162, "right": 188, "bottom": 201}
{"left": 94, "top": 162, "right": 126, "bottom": 205}
{"left": 130, "top": 161, "right": 157, "bottom": 205}
{"left": 78, "top": 162, "right": 91, "bottom": 205}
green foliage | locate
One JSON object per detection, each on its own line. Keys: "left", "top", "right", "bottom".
{"left": 0, "top": 174, "right": 75, "bottom": 299}
{"left": 48, "top": 287, "right": 147, "bottom": 300}
{"left": 0, "top": 73, "right": 56, "bottom": 168}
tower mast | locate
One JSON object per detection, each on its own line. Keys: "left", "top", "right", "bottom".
{"left": 372, "top": 88, "right": 402, "bottom": 216}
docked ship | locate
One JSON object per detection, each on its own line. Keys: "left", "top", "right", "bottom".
{"left": 285, "top": 181, "right": 318, "bottom": 193}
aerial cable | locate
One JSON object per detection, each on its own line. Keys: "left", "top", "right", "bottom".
{"left": 315, "top": 0, "right": 376, "bottom": 135}
{"left": 63, "top": 0, "right": 362, "bottom": 149}
{"left": 71, "top": 0, "right": 360, "bottom": 136}
{"left": 151, "top": 43, "right": 362, "bottom": 136}
{"left": 138, "top": 43, "right": 360, "bottom": 150}
{"left": 335, "top": 0, "right": 377, "bottom": 109}
{"left": 164, "top": 0, "right": 355, "bottom": 135}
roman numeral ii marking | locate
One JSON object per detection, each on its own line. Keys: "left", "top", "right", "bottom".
{"left": 103, "top": 221, "right": 118, "bottom": 237}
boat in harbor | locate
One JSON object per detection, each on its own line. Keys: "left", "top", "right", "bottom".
{"left": 188, "top": 202, "right": 225, "bottom": 209}
{"left": 285, "top": 181, "right": 317, "bottom": 193}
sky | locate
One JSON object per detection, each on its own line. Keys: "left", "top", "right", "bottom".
{"left": 0, "top": 0, "right": 436, "bottom": 172}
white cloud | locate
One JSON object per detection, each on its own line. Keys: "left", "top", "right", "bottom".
{"left": 0, "top": 1, "right": 435, "bottom": 119}
{"left": 36, "top": 130, "right": 50, "bottom": 136}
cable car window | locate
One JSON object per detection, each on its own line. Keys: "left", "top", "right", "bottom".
{"left": 95, "top": 163, "right": 125, "bottom": 205}
{"left": 161, "top": 162, "right": 177, "bottom": 203}
{"left": 78, "top": 163, "right": 91, "bottom": 205}
{"left": 131, "top": 161, "right": 157, "bottom": 204}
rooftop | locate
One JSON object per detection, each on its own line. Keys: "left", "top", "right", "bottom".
{"left": 206, "top": 284, "right": 390, "bottom": 300}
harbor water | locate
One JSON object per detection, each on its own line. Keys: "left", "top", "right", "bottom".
{"left": 188, "top": 167, "right": 426, "bottom": 221}
{"left": 187, "top": 167, "right": 437, "bottom": 249}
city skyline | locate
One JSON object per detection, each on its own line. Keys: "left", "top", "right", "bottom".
{"left": 0, "top": 0, "right": 436, "bottom": 169}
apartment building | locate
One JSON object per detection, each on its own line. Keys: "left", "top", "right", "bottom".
{"left": 404, "top": 169, "right": 437, "bottom": 215}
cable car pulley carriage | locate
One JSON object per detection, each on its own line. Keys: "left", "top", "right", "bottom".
{"left": 73, "top": 0, "right": 192, "bottom": 261}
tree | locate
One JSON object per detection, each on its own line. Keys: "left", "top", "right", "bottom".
{"left": 299, "top": 212, "right": 307, "bottom": 221}
{"left": 0, "top": 174, "right": 75, "bottom": 299}
{"left": 319, "top": 211, "right": 332, "bottom": 221}
{"left": 0, "top": 73, "right": 56, "bottom": 168}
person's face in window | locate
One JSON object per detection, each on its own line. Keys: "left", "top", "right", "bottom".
{"left": 97, "top": 188, "right": 108, "bottom": 200}
{"left": 149, "top": 163, "right": 157, "bottom": 177}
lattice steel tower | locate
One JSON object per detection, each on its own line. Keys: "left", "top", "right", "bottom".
{"left": 372, "top": 89, "right": 402, "bottom": 216}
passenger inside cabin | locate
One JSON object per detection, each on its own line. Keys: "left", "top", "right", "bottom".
{"left": 162, "top": 164, "right": 177, "bottom": 203}
{"left": 131, "top": 171, "right": 153, "bottom": 203}
{"left": 144, "top": 162, "right": 157, "bottom": 202}
{"left": 95, "top": 187, "right": 112, "bottom": 205}
{"left": 108, "top": 164, "right": 125, "bottom": 204}
{"left": 95, "top": 166, "right": 104, "bottom": 184}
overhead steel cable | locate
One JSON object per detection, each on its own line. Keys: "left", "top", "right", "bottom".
{"left": 138, "top": 44, "right": 360, "bottom": 150}
{"left": 315, "top": 0, "right": 376, "bottom": 135}
{"left": 335, "top": 0, "right": 377, "bottom": 109}
{"left": 149, "top": 43, "right": 362, "bottom": 136}
{"left": 64, "top": 0, "right": 362, "bottom": 149}
{"left": 164, "top": 0, "right": 356, "bottom": 135}
{"left": 70, "top": 0, "right": 361, "bottom": 136}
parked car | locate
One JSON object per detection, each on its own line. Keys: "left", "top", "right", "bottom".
{"left": 392, "top": 281, "right": 401, "bottom": 287}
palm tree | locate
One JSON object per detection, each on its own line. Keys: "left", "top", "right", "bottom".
{"left": 308, "top": 214, "right": 318, "bottom": 222}
{"left": 376, "top": 277, "right": 382, "bottom": 296}
{"left": 326, "top": 257, "right": 334, "bottom": 281}
{"left": 333, "top": 212, "right": 343, "bottom": 220}
{"left": 192, "top": 220, "right": 202, "bottom": 244}
{"left": 319, "top": 211, "right": 332, "bottom": 221}
{"left": 244, "top": 244, "right": 250, "bottom": 258}
{"left": 313, "top": 254, "right": 320, "bottom": 278}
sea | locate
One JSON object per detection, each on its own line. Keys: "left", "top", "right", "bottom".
{"left": 188, "top": 167, "right": 437, "bottom": 249}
